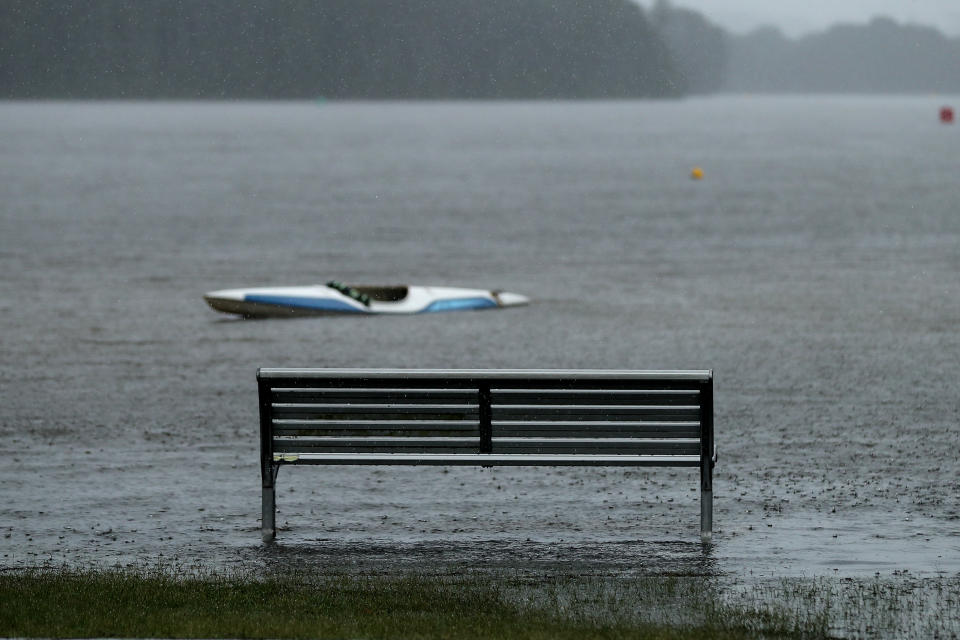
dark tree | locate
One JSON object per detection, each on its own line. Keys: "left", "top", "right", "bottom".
{"left": 0, "top": 0, "right": 684, "bottom": 99}
{"left": 649, "top": 0, "right": 727, "bottom": 94}
{"left": 725, "top": 17, "right": 960, "bottom": 93}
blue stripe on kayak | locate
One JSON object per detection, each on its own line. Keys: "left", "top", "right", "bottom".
{"left": 421, "top": 297, "right": 498, "bottom": 313}
{"left": 244, "top": 295, "right": 365, "bottom": 313}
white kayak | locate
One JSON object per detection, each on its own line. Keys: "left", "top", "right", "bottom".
{"left": 203, "top": 280, "right": 529, "bottom": 318}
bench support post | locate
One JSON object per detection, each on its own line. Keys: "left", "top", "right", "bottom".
{"left": 699, "top": 377, "right": 714, "bottom": 543}
{"left": 700, "top": 489, "right": 712, "bottom": 543}
{"left": 259, "top": 376, "right": 277, "bottom": 543}
{"left": 262, "top": 483, "right": 276, "bottom": 542}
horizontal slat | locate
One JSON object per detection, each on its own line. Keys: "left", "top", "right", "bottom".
{"left": 259, "top": 368, "right": 712, "bottom": 382}
{"left": 274, "top": 403, "right": 477, "bottom": 411}
{"left": 271, "top": 452, "right": 702, "bottom": 466}
{"left": 274, "top": 430, "right": 479, "bottom": 438}
{"left": 271, "top": 403, "right": 479, "bottom": 420}
{"left": 490, "top": 438, "right": 700, "bottom": 455}
{"left": 494, "top": 427, "right": 700, "bottom": 438}
{"left": 491, "top": 405, "right": 700, "bottom": 420}
{"left": 276, "top": 436, "right": 479, "bottom": 443}
{"left": 274, "top": 391, "right": 700, "bottom": 405}
{"left": 273, "top": 419, "right": 479, "bottom": 431}
{"left": 492, "top": 404, "right": 698, "bottom": 412}
{"left": 272, "top": 387, "right": 477, "bottom": 394}
{"left": 273, "top": 421, "right": 697, "bottom": 434}
{"left": 491, "top": 437, "right": 700, "bottom": 444}
{"left": 493, "top": 388, "right": 699, "bottom": 395}
{"left": 263, "top": 379, "right": 703, "bottom": 392}
{"left": 274, "top": 437, "right": 480, "bottom": 454}
{"left": 492, "top": 420, "right": 699, "bottom": 435}
{"left": 272, "top": 388, "right": 478, "bottom": 403}
{"left": 491, "top": 389, "right": 699, "bottom": 405}
{"left": 273, "top": 422, "right": 478, "bottom": 437}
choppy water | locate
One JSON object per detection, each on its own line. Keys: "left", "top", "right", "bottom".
{"left": 1, "top": 97, "right": 959, "bottom": 582}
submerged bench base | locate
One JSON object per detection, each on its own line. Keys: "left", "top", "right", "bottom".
{"left": 260, "top": 461, "right": 714, "bottom": 543}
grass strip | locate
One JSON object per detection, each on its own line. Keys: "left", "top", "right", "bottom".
{"left": 0, "top": 567, "right": 818, "bottom": 639}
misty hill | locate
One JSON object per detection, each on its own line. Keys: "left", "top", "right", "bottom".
{"left": 725, "top": 17, "right": 960, "bottom": 93}
{"left": 0, "top": 0, "right": 683, "bottom": 99}
{"left": 648, "top": 0, "right": 727, "bottom": 94}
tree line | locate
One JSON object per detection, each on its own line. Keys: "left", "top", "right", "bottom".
{"left": 5, "top": 1, "right": 952, "bottom": 99}
{"left": 725, "top": 17, "right": 960, "bottom": 93}
{"left": 0, "top": 0, "right": 686, "bottom": 99}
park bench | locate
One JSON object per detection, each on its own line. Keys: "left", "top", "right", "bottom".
{"left": 258, "top": 368, "right": 716, "bottom": 542}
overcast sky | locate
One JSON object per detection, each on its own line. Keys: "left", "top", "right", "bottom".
{"left": 639, "top": 1, "right": 960, "bottom": 37}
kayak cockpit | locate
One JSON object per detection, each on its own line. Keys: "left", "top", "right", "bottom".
{"left": 352, "top": 285, "right": 410, "bottom": 302}
{"left": 325, "top": 281, "right": 411, "bottom": 306}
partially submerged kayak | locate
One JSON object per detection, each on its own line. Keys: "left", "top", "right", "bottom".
{"left": 203, "top": 281, "right": 529, "bottom": 318}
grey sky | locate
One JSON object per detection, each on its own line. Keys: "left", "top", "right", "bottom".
{"left": 639, "top": 1, "right": 960, "bottom": 37}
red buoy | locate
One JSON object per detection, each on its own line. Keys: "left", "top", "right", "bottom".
{"left": 941, "top": 106, "right": 954, "bottom": 124}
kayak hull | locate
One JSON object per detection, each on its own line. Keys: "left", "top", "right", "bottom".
{"left": 203, "top": 284, "right": 529, "bottom": 318}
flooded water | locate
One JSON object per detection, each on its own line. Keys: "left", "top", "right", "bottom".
{"left": 1, "top": 97, "right": 959, "bottom": 584}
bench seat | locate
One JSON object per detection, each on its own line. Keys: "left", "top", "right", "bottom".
{"left": 271, "top": 452, "right": 703, "bottom": 465}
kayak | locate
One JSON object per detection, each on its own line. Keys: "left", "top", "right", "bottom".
{"left": 203, "top": 280, "right": 529, "bottom": 318}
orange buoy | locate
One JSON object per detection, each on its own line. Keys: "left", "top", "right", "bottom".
{"left": 690, "top": 167, "right": 704, "bottom": 180}
{"left": 940, "top": 106, "right": 954, "bottom": 124}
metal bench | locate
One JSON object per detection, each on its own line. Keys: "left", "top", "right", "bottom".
{"left": 258, "top": 368, "right": 716, "bottom": 542}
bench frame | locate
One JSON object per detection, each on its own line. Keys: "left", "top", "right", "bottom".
{"left": 258, "top": 368, "right": 716, "bottom": 542}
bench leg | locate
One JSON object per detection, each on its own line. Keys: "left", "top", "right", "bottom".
{"left": 262, "top": 484, "right": 276, "bottom": 542}
{"left": 700, "top": 489, "right": 713, "bottom": 543}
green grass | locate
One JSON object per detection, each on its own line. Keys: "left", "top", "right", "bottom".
{"left": 0, "top": 567, "right": 821, "bottom": 640}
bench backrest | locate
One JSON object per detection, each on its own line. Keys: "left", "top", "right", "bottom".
{"left": 258, "top": 368, "right": 713, "bottom": 464}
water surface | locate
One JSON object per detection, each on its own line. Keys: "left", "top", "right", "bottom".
{"left": 1, "top": 97, "right": 958, "bottom": 581}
